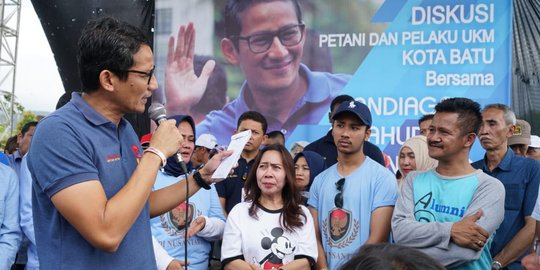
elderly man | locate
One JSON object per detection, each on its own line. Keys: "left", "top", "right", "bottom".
{"left": 472, "top": 104, "right": 540, "bottom": 270}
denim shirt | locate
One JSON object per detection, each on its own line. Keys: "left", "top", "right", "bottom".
{"left": 472, "top": 149, "right": 540, "bottom": 269}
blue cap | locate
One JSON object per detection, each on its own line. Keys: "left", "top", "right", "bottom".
{"left": 332, "top": 100, "right": 372, "bottom": 127}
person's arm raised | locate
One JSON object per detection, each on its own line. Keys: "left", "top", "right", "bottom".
{"left": 165, "top": 22, "right": 215, "bottom": 115}
{"left": 50, "top": 120, "right": 181, "bottom": 252}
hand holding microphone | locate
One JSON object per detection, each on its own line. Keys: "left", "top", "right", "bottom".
{"left": 148, "top": 103, "right": 183, "bottom": 160}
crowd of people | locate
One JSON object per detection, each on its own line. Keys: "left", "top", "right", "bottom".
{"left": 2, "top": 0, "right": 540, "bottom": 270}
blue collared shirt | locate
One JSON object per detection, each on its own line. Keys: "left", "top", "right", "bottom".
{"left": 472, "top": 149, "right": 540, "bottom": 269}
{"left": 0, "top": 152, "right": 9, "bottom": 166}
{"left": 0, "top": 162, "right": 21, "bottom": 269}
{"left": 19, "top": 155, "right": 39, "bottom": 269}
{"left": 7, "top": 149, "right": 22, "bottom": 178}
{"left": 196, "top": 64, "right": 350, "bottom": 145}
{"left": 28, "top": 92, "right": 156, "bottom": 270}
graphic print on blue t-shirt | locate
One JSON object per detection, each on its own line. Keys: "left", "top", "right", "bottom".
{"left": 412, "top": 170, "right": 496, "bottom": 270}
{"left": 413, "top": 172, "right": 477, "bottom": 224}
{"left": 322, "top": 207, "right": 359, "bottom": 248}
{"left": 160, "top": 202, "right": 200, "bottom": 236}
{"left": 257, "top": 227, "right": 297, "bottom": 269}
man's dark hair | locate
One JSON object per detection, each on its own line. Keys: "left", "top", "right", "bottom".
{"left": 434, "top": 98, "right": 482, "bottom": 135}
{"left": 237, "top": 111, "right": 268, "bottom": 134}
{"left": 56, "top": 91, "right": 75, "bottom": 110}
{"left": 4, "top": 135, "right": 18, "bottom": 154}
{"left": 330, "top": 95, "right": 354, "bottom": 112}
{"left": 338, "top": 244, "right": 445, "bottom": 270}
{"left": 223, "top": 0, "right": 303, "bottom": 48}
{"left": 418, "top": 114, "right": 434, "bottom": 126}
{"left": 21, "top": 122, "right": 38, "bottom": 136}
{"left": 266, "top": 130, "right": 285, "bottom": 143}
{"left": 77, "top": 16, "right": 149, "bottom": 93}
{"left": 192, "top": 55, "right": 227, "bottom": 114}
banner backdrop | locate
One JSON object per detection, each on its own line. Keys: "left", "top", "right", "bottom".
{"left": 155, "top": 0, "right": 511, "bottom": 172}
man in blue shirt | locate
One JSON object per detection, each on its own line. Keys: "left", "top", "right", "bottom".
{"left": 8, "top": 121, "right": 37, "bottom": 270}
{"left": 163, "top": 0, "right": 350, "bottom": 145}
{"left": 308, "top": 100, "right": 397, "bottom": 269}
{"left": 18, "top": 155, "right": 39, "bottom": 270}
{"left": 27, "top": 17, "right": 230, "bottom": 269}
{"left": 7, "top": 121, "right": 37, "bottom": 178}
{"left": 472, "top": 104, "right": 540, "bottom": 270}
{"left": 0, "top": 162, "right": 21, "bottom": 268}
{"left": 305, "top": 95, "right": 385, "bottom": 167}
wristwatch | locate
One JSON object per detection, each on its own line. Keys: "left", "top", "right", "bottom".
{"left": 492, "top": 260, "right": 502, "bottom": 270}
{"left": 193, "top": 170, "right": 211, "bottom": 190}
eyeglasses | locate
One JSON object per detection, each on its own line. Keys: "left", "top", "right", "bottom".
{"left": 334, "top": 178, "right": 345, "bottom": 208}
{"left": 232, "top": 24, "right": 305, "bottom": 54}
{"left": 122, "top": 65, "right": 155, "bottom": 85}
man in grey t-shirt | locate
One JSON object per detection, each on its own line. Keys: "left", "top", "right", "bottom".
{"left": 392, "top": 98, "right": 505, "bottom": 269}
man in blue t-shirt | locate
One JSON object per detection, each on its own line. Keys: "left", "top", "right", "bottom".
{"left": 27, "top": 17, "right": 230, "bottom": 270}
{"left": 308, "top": 100, "right": 397, "bottom": 270}
{"left": 304, "top": 94, "right": 385, "bottom": 167}
{"left": 392, "top": 98, "right": 505, "bottom": 270}
{"left": 472, "top": 104, "right": 540, "bottom": 270}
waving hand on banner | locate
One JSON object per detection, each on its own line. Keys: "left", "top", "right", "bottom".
{"left": 165, "top": 22, "right": 216, "bottom": 115}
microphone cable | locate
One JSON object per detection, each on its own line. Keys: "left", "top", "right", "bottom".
{"left": 181, "top": 164, "right": 189, "bottom": 270}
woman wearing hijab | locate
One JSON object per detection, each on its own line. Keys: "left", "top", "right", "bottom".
{"left": 150, "top": 115, "right": 225, "bottom": 270}
{"left": 293, "top": 151, "right": 327, "bottom": 204}
{"left": 398, "top": 135, "right": 437, "bottom": 184}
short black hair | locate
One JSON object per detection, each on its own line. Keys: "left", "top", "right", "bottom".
{"left": 77, "top": 16, "right": 149, "bottom": 93}
{"left": 192, "top": 55, "right": 228, "bottom": 114}
{"left": 330, "top": 95, "right": 354, "bottom": 112}
{"left": 434, "top": 98, "right": 482, "bottom": 135}
{"left": 267, "top": 130, "right": 285, "bottom": 140}
{"left": 237, "top": 111, "right": 268, "bottom": 134}
{"left": 4, "top": 135, "right": 18, "bottom": 154}
{"left": 21, "top": 121, "right": 38, "bottom": 136}
{"left": 418, "top": 114, "right": 434, "bottom": 126}
{"left": 223, "top": 0, "right": 303, "bottom": 48}
{"left": 338, "top": 244, "right": 445, "bottom": 270}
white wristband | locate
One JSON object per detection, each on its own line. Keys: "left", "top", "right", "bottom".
{"left": 144, "top": 147, "right": 167, "bottom": 167}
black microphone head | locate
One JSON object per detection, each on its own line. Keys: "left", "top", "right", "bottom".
{"left": 148, "top": 103, "right": 167, "bottom": 124}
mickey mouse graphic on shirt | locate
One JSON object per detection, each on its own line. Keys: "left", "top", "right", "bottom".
{"left": 256, "top": 227, "right": 296, "bottom": 269}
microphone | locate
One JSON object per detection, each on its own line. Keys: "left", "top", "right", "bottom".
{"left": 148, "top": 103, "right": 167, "bottom": 124}
{"left": 148, "top": 103, "right": 188, "bottom": 172}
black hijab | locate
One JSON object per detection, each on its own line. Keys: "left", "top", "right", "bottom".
{"left": 162, "top": 115, "right": 195, "bottom": 177}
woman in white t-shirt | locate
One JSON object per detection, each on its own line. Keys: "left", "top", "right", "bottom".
{"left": 221, "top": 144, "right": 317, "bottom": 270}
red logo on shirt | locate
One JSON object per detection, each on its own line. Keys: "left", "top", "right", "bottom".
{"left": 132, "top": 145, "right": 142, "bottom": 159}
{"left": 106, "top": 154, "right": 121, "bottom": 163}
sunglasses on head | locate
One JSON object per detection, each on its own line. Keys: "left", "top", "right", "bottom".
{"left": 334, "top": 178, "right": 345, "bottom": 208}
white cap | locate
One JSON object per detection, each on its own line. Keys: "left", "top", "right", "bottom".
{"left": 195, "top": 134, "right": 217, "bottom": 149}
{"left": 294, "top": 141, "right": 309, "bottom": 148}
{"left": 530, "top": 135, "right": 540, "bottom": 148}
